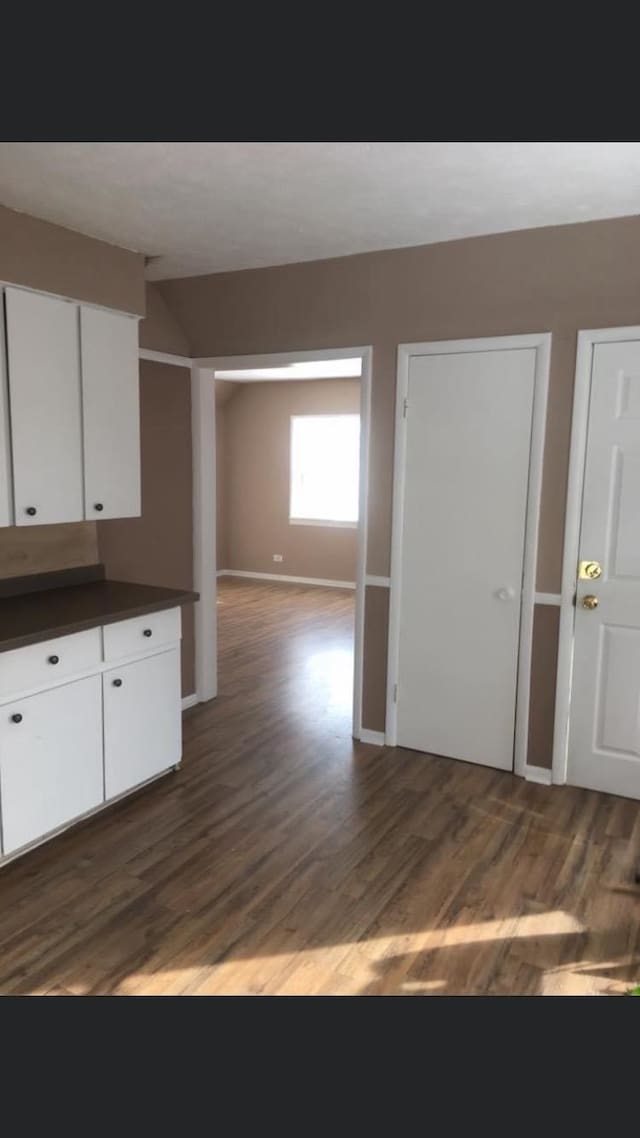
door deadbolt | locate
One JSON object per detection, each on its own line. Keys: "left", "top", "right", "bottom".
{"left": 578, "top": 560, "right": 602, "bottom": 581}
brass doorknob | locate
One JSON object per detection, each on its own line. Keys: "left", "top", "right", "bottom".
{"left": 582, "top": 594, "right": 599, "bottom": 610}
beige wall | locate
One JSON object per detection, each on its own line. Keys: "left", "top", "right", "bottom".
{"left": 0, "top": 205, "right": 144, "bottom": 583}
{"left": 141, "top": 282, "right": 190, "bottom": 355}
{"left": 158, "top": 214, "right": 640, "bottom": 759}
{"left": 97, "top": 361, "right": 195, "bottom": 697}
{"left": 219, "top": 379, "right": 360, "bottom": 580}
{"left": 160, "top": 213, "right": 640, "bottom": 591}
{"left": 0, "top": 204, "right": 145, "bottom": 315}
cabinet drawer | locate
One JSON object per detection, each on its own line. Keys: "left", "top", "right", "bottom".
{"left": 0, "top": 628, "right": 102, "bottom": 700}
{"left": 103, "top": 607, "right": 181, "bottom": 662}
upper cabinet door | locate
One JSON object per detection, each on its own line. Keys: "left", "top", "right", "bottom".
{"left": 80, "top": 307, "right": 141, "bottom": 520}
{"left": 0, "top": 297, "right": 13, "bottom": 526}
{"left": 5, "top": 288, "right": 83, "bottom": 526}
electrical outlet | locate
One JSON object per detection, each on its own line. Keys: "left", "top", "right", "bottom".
{"left": 273, "top": 554, "right": 284, "bottom": 562}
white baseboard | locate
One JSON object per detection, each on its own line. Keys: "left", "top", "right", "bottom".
{"left": 358, "top": 729, "right": 386, "bottom": 746}
{"left": 524, "top": 764, "right": 553, "bottom": 785}
{"left": 217, "top": 569, "right": 356, "bottom": 589}
{"left": 181, "top": 693, "right": 199, "bottom": 711}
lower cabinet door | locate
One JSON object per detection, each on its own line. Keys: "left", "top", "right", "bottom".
{"left": 0, "top": 675, "right": 103, "bottom": 856}
{"left": 103, "top": 647, "right": 181, "bottom": 800}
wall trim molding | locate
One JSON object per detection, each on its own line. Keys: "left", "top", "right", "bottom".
{"left": 358, "top": 729, "right": 386, "bottom": 746}
{"left": 365, "top": 574, "right": 391, "bottom": 587}
{"left": 139, "top": 348, "right": 192, "bottom": 368}
{"left": 386, "top": 332, "right": 552, "bottom": 784}
{"left": 181, "top": 693, "right": 199, "bottom": 711}
{"left": 524, "top": 764, "right": 553, "bottom": 786}
{"left": 552, "top": 324, "right": 640, "bottom": 787}
{"left": 218, "top": 569, "right": 356, "bottom": 589}
{"left": 534, "top": 592, "right": 562, "bottom": 606}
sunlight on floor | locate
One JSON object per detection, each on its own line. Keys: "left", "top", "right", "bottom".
{"left": 53, "top": 909, "right": 588, "bottom": 996}
{"left": 304, "top": 647, "right": 354, "bottom": 712}
{"left": 540, "top": 959, "right": 637, "bottom": 996}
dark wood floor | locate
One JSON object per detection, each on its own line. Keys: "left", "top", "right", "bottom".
{"left": 1, "top": 576, "right": 639, "bottom": 996}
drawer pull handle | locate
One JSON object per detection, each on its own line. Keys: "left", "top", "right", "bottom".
{"left": 143, "top": 628, "right": 153, "bottom": 637}
{"left": 11, "top": 713, "right": 23, "bottom": 724}
{"left": 48, "top": 655, "right": 60, "bottom": 665}
{"left": 25, "top": 507, "right": 37, "bottom": 517}
{"left": 94, "top": 503, "right": 104, "bottom": 512}
{"left": 112, "top": 678, "right": 123, "bottom": 688}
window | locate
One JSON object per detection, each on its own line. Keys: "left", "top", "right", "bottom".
{"left": 290, "top": 414, "right": 360, "bottom": 527}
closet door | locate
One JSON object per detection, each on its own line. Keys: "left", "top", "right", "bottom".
{"left": 0, "top": 298, "right": 13, "bottom": 526}
{"left": 5, "top": 287, "right": 83, "bottom": 526}
{"left": 392, "top": 347, "right": 536, "bottom": 771}
{"left": 80, "top": 306, "right": 140, "bottom": 520}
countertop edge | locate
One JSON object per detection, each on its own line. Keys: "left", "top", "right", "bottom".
{"left": 0, "top": 590, "right": 199, "bottom": 654}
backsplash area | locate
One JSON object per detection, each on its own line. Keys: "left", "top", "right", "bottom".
{"left": 0, "top": 522, "right": 98, "bottom": 579}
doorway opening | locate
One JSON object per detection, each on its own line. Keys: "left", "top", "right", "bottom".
{"left": 191, "top": 348, "right": 372, "bottom": 740}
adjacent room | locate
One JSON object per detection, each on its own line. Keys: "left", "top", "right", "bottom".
{"left": 213, "top": 357, "right": 364, "bottom": 743}
{"left": 0, "top": 142, "right": 639, "bottom": 997}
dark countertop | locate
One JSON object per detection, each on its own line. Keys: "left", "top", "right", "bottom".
{"left": 0, "top": 575, "right": 199, "bottom": 653}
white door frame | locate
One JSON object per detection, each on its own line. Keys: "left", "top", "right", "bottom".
{"left": 191, "top": 346, "right": 373, "bottom": 739}
{"left": 552, "top": 325, "right": 640, "bottom": 785}
{"left": 386, "top": 334, "right": 551, "bottom": 777}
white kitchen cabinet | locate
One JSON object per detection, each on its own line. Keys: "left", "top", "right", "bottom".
{"left": 0, "top": 675, "right": 103, "bottom": 855}
{"left": 103, "top": 647, "right": 181, "bottom": 800}
{"left": 0, "top": 606, "right": 184, "bottom": 865}
{"left": 80, "top": 306, "right": 141, "bottom": 520}
{"left": 0, "top": 310, "right": 12, "bottom": 527}
{"left": 5, "top": 287, "right": 83, "bottom": 526}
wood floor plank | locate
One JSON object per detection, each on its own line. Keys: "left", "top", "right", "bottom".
{"left": 1, "top": 577, "right": 639, "bottom": 995}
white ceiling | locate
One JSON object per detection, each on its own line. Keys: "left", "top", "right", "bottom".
{"left": 1, "top": 142, "right": 640, "bottom": 281}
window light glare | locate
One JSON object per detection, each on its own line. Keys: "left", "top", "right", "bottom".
{"left": 290, "top": 415, "right": 360, "bottom": 526}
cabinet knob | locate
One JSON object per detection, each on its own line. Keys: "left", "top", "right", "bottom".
{"left": 25, "top": 507, "right": 37, "bottom": 517}
{"left": 143, "top": 628, "right": 153, "bottom": 638}
{"left": 112, "top": 678, "right": 123, "bottom": 687}
{"left": 94, "top": 503, "right": 104, "bottom": 512}
{"left": 48, "top": 655, "right": 60, "bottom": 665}
{"left": 11, "top": 713, "right": 22, "bottom": 724}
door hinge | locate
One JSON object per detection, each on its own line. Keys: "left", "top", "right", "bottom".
{"left": 402, "top": 398, "right": 408, "bottom": 419}
{"left": 393, "top": 683, "right": 398, "bottom": 703}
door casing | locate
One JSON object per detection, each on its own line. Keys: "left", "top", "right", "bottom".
{"left": 553, "top": 325, "right": 640, "bottom": 785}
{"left": 386, "top": 334, "right": 551, "bottom": 779}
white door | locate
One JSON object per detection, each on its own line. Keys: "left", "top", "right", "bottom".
{"left": 394, "top": 348, "right": 536, "bottom": 769}
{"left": 5, "top": 287, "right": 83, "bottom": 525}
{"left": 0, "top": 676, "right": 103, "bottom": 855}
{"left": 80, "top": 306, "right": 141, "bottom": 520}
{"left": 0, "top": 302, "right": 13, "bottom": 526}
{"left": 568, "top": 341, "right": 640, "bottom": 798}
{"left": 103, "top": 648, "right": 181, "bottom": 800}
